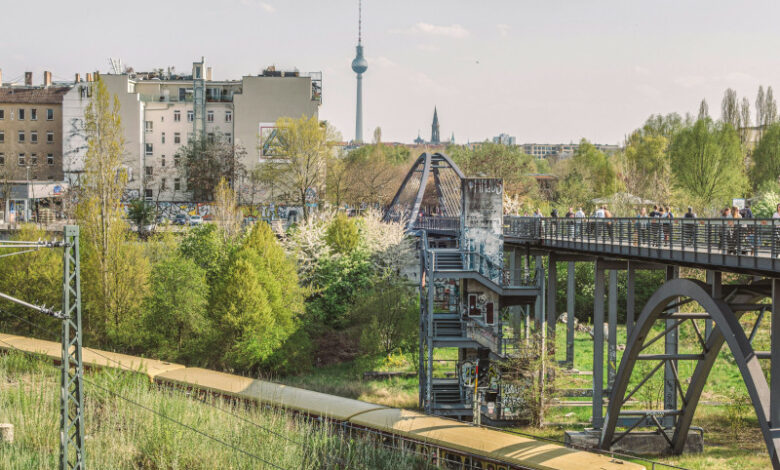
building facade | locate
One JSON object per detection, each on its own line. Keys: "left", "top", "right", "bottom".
{"left": 492, "top": 133, "right": 516, "bottom": 146}
{"left": 0, "top": 73, "right": 69, "bottom": 223}
{"left": 521, "top": 142, "right": 620, "bottom": 159}
{"left": 63, "top": 59, "right": 322, "bottom": 203}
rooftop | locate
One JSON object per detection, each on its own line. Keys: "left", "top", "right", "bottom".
{"left": 0, "top": 86, "right": 70, "bottom": 104}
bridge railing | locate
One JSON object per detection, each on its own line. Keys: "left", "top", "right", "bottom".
{"left": 504, "top": 216, "right": 780, "bottom": 259}
{"left": 414, "top": 216, "right": 460, "bottom": 231}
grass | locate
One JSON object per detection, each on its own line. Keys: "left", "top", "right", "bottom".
{"left": 0, "top": 350, "right": 431, "bottom": 470}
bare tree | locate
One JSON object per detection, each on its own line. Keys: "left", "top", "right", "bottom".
{"left": 739, "top": 97, "right": 752, "bottom": 145}
{"left": 698, "top": 98, "right": 709, "bottom": 120}
{"left": 756, "top": 85, "right": 766, "bottom": 130}
{"left": 766, "top": 86, "right": 778, "bottom": 126}
{"left": 721, "top": 88, "right": 739, "bottom": 129}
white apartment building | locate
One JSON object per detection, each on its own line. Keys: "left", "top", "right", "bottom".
{"left": 63, "top": 58, "right": 322, "bottom": 202}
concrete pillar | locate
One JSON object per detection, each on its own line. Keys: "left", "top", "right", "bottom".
{"left": 664, "top": 265, "right": 679, "bottom": 427}
{"left": 566, "top": 261, "right": 576, "bottom": 368}
{"left": 535, "top": 255, "right": 544, "bottom": 331}
{"left": 547, "top": 253, "right": 557, "bottom": 343}
{"left": 608, "top": 269, "right": 618, "bottom": 388}
{"left": 593, "top": 259, "right": 606, "bottom": 428}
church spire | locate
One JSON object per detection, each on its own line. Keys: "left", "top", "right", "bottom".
{"left": 431, "top": 107, "right": 440, "bottom": 144}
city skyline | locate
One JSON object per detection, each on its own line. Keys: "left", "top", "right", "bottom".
{"left": 3, "top": 1, "right": 780, "bottom": 144}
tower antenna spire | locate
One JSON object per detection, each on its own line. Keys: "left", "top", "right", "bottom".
{"left": 358, "top": 0, "right": 362, "bottom": 44}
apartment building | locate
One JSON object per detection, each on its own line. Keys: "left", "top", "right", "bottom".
{"left": 0, "top": 71, "right": 69, "bottom": 222}
{"left": 521, "top": 142, "right": 620, "bottom": 159}
{"left": 63, "top": 58, "right": 322, "bottom": 202}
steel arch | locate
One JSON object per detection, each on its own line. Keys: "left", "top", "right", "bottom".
{"left": 599, "top": 278, "right": 780, "bottom": 468}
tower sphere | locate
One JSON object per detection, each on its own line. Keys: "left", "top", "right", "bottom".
{"left": 352, "top": 45, "right": 368, "bottom": 74}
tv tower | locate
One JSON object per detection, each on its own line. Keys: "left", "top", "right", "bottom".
{"left": 351, "top": 0, "right": 368, "bottom": 143}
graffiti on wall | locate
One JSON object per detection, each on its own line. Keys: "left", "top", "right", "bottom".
{"left": 461, "top": 178, "right": 504, "bottom": 282}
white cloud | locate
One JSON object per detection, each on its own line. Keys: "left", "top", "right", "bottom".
{"left": 497, "top": 24, "right": 509, "bottom": 38}
{"left": 391, "top": 22, "right": 470, "bottom": 38}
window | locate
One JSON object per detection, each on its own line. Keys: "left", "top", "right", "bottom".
{"left": 225, "top": 132, "right": 232, "bottom": 143}
{"left": 207, "top": 110, "right": 214, "bottom": 122}
{"left": 145, "top": 166, "right": 153, "bottom": 176}
{"left": 187, "top": 111, "right": 194, "bottom": 122}
{"left": 207, "top": 132, "right": 214, "bottom": 144}
{"left": 225, "top": 110, "right": 232, "bottom": 122}
{"left": 31, "top": 109, "right": 37, "bottom": 121}
{"left": 46, "top": 109, "right": 53, "bottom": 121}
{"left": 0, "top": 109, "right": 5, "bottom": 120}
{"left": 30, "top": 131, "right": 37, "bottom": 143}
{"left": 47, "top": 132, "right": 54, "bottom": 143}
{"left": 161, "top": 155, "right": 166, "bottom": 167}
{"left": 0, "top": 153, "right": 4, "bottom": 165}
{"left": 18, "top": 131, "right": 24, "bottom": 143}
{"left": 0, "top": 131, "right": 4, "bottom": 143}
{"left": 145, "top": 189, "right": 153, "bottom": 199}
{"left": 174, "top": 178, "right": 181, "bottom": 191}
{"left": 30, "top": 153, "right": 38, "bottom": 165}
{"left": 145, "top": 143, "right": 153, "bottom": 155}
{"left": 18, "top": 109, "right": 24, "bottom": 120}
{"left": 174, "top": 132, "right": 181, "bottom": 144}
{"left": 18, "top": 153, "right": 25, "bottom": 166}
{"left": 161, "top": 132, "right": 166, "bottom": 144}
{"left": 174, "top": 110, "right": 181, "bottom": 122}
{"left": 161, "top": 178, "right": 166, "bottom": 190}
{"left": 145, "top": 121, "right": 153, "bottom": 132}
{"left": 174, "top": 156, "right": 181, "bottom": 167}
{"left": 47, "top": 153, "right": 53, "bottom": 165}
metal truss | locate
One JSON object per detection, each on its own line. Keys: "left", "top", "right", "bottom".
{"left": 599, "top": 277, "right": 780, "bottom": 468}
{"left": 60, "top": 225, "right": 85, "bottom": 469}
{"left": 383, "top": 152, "right": 464, "bottom": 230}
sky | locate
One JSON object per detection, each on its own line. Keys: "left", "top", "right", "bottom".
{"left": 3, "top": 0, "right": 780, "bottom": 145}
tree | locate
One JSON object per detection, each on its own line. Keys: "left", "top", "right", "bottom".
{"left": 350, "top": 280, "right": 418, "bottom": 355}
{"left": 141, "top": 255, "right": 208, "bottom": 363}
{"left": 740, "top": 97, "right": 752, "bottom": 144}
{"left": 553, "top": 140, "right": 620, "bottom": 208}
{"left": 721, "top": 88, "right": 739, "bottom": 130}
{"left": 620, "top": 130, "right": 671, "bottom": 203}
{"left": 212, "top": 178, "right": 241, "bottom": 242}
{"left": 127, "top": 199, "right": 155, "bottom": 228}
{"left": 750, "top": 122, "right": 780, "bottom": 190}
{"left": 179, "top": 224, "right": 233, "bottom": 283}
{"left": 178, "top": 135, "right": 246, "bottom": 201}
{"left": 325, "top": 214, "right": 360, "bottom": 255}
{"left": 209, "top": 222, "right": 304, "bottom": 372}
{"left": 449, "top": 143, "right": 538, "bottom": 197}
{"left": 757, "top": 86, "right": 766, "bottom": 130}
{"left": 698, "top": 98, "right": 709, "bottom": 120}
{"left": 332, "top": 143, "right": 410, "bottom": 208}
{"left": 262, "top": 115, "right": 335, "bottom": 220}
{"left": 76, "top": 76, "right": 150, "bottom": 345}
{"left": 766, "top": 86, "right": 778, "bottom": 127}
{"left": 669, "top": 118, "right": 748, "bottom": 208}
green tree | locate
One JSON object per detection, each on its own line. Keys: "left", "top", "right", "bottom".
{"left": 449, "top": 143, "right": 538, "bottom": 196}
{"left": 142, "top": 255, "right": 208, "bottom": 363}
{"left": 308, "top": 251, "right": 373, "bottom": 329}
{"left": 325, "top": 214, "right": 360, "bottom": 255}
{"left": 554, "top": 140, "right": 620, "bottom": 208}
{"left": 262, "top": 115, "right": 336, "bottom": 220}
{"left": 620, "top": 132, "right": 671, "bottom": 203}
{"left": 750, "top": 122, "right": 780, "bottom": 190}
{"left": 179, "top": 224, "right": 233, "bottom": 284}
{"left": 670, "top": 118, "right": 748, "bottom": 208}
{"left": 76, "top": 77, "right": 150, "bottom": 345}
{"left": 127, "top": 200, "right": 155, "bottom": 228}
{"left": 722, "top": 88, "right": 740, "bottom": 130}
{"left": 350, "top": 280, "right": 418, "bottom": 355}
{"left": 209, "top": 222, "right": 304, "bottom": 372}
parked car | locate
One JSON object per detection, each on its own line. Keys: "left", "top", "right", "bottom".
{"left": 173, "top": 214, "right": 188, "bottom": 226}
{"left": 188, "top": 215, "right": 203, "bottom": 226}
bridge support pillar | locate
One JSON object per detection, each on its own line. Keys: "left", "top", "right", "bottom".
{"left": 547, "top": 253, "right": 557, "bottom": 345}
{"left": 608, "top": 269, "right": 618, "bottom": 388}
{"left": 535, "top": 255, "right": 544, "bottom": 331}
{"left": 771, "top": 279, "right": 780, "bottom": 434}
{"left": 663, "top": 265, "right": 679, "bottom": 428}
{"left": 706, "top": 271, "right": 721, "bottom": 340}
{"left": 592, "top": 259, "right": 606, "bottom": 428}
{"left": 626, "top": 261, "right": 635, "bottom": 338}
{"left": 566, "top": 261, "right": 575, "bottom": 368}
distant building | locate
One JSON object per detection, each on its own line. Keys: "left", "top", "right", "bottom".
{"left": 0, "top": 71, "right": 69, "bottom": 223}
{"left": 493, "top": 133, "right": 516, "bottom": 146}
{"left": 412, "top": 107, "right": 451, "bottom": 146}
{"left": 63, "top": 58, "right": 322, "bottom": 202}
{"left": 521, "top": 142, "right": 620, "bottom": 159}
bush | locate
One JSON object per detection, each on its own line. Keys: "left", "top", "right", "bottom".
{"left": 179, "top": 224, "right": 233, "bottom": 283}
{"left": 349, "top": 280, "right": 418, "bottom": 356}
{"left": 325, "top": 214, "right": 360, "bottom": 255}
{"left": 307, "top": 251, "right": 373, "bottom": 329}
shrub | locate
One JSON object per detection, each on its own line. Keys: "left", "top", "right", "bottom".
{"left": 325, "top": 214, "right": 360, "bottom": 255}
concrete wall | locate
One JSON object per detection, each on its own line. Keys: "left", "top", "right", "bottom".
{"left": 101, "top": 74, "right": 144, "bottom": 198}
{"left": 62, "top": 84, "right": 90, "bottom": 185}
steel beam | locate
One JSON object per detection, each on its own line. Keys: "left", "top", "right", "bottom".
{"left": 593, "top": 259, "right": 606, "bottom": 428}
{"left": 547, "top": 253, "right": 557, "bottom": 342}
{"left": 627, "top": 261, "right": 635, "bottom": 337}
{"left": 664, "top": 265, "right": 679, "bottom": 427}
{"left": 772, "top": 279, "right": 780, "bottom": 432}
{"left": 608, "top": 269, "right": 618, "bottom": 388}
{"left": 566, "top": 261, "right": 575, "bottom": 368}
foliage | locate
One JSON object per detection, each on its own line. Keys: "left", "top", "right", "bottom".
{"left": 209, "top": 222, "right": 304, "bottom": 372}
{"left": 327, "top": 143, "right": 410, "bottom": 208}
{"left": 669, "top": 118, "right": 748, "bottom": 209}
{"left": 76, "top": 77, "right": 150, "bottom": 347}
{"left": 553, "top": 140, "right": 620, "bottom": 209}
{"left": 750, "top": 123, "right": 780, "bottom": 191}
{"left": 0, "top": 225, "right": 62, "bottom": 338}
{"left": 505, "top": 333, "right": 559, "bottom": 427}
{"left": 325, "top": 214, "right": 360, "bottom": 255}
{"left": 750, "top": 190, "right": 780, "bottom": 218}
{"left": 178, "top": 134, "right": 246, "bottom": 201}
{"left": 212, "top": 177, "right": 242, "bottom": 242}
{"left": 449, "top": 142, "right": 539, "bottom": 197}
{"left": 278, "top": 214, "right": 331, "bottom": 286}
{"left": 725, "top": 386, "right": 752, "bottom": 441}
{"left": 350, "top": 280, "right": 418, "bottom": 355}
{"left": 358, "top": 210, "right": 416, "bottom": 280}
{"left": 179, "top": 224, "right": 233, "bottom": 284}
{"left": 127, "top": 199, "right": 155, "bottom": 227}
{"left": 260, "top": 115, "right": 335, "bottom": 220}
{"left": 307, "top": 250, "right": 374, "bottom": 329}
{"left": 141, "top": 255, "right": 208, "bottom": 363}
{"left": 620, "top": 131, "right": 671, "bottom": 204}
